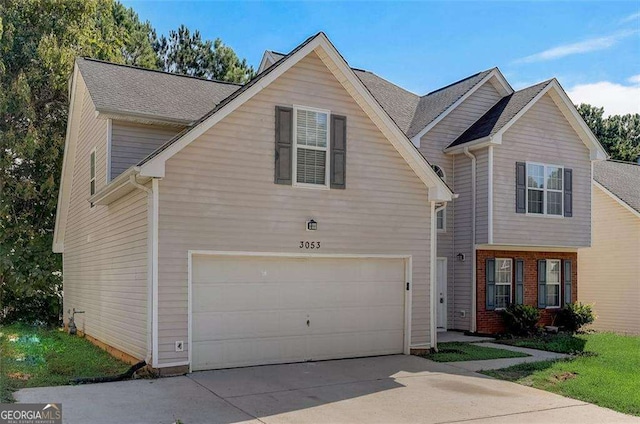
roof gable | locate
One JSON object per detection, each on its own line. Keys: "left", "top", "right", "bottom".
{"left": 138, "top": 32, "right": 453, "bottom": 202}
{"left": 445, "top": 79, "right": 608, "bottom": 160}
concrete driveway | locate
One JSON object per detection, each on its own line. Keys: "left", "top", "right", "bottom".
{"left": 15, "top": 355, "right": 637, "bottom": 424}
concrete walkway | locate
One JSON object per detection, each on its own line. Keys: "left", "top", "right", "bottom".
{"left": 15, "top": 355, "right": 638, "bottom": 424}
{"left": 437, "top": 331, "right": 495, "bottom": 343}
{"left": 445, "top": 342, "right": 569, "bottom": 372}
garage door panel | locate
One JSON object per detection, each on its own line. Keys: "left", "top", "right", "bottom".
{"left": 193, "top": 310, "right": 308, "bottom": 340}
{"left": 192, "top": 256, "right": 406, "bottom": 370}
{"left": 193, "top": 336, "right": 308, "bottom": 370}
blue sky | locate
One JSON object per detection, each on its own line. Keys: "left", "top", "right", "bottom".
{"left": 122, "top": 1, "right": 640, "bottom": 115}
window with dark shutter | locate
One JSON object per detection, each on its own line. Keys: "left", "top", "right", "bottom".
{"left": 564, "top": 260, "right": 572, "bottom": 304}
{"left": 537, "top": 259, "right": 547, "bottom": 308}
{"left": 330, "top": 114, "right": 346, "bottom": 189}
{"left": 564, "top": 168, "right": 573, "bottom": 217}
{"left": 486, "top": 258, "right": 496, "bottom": 311}
{"left": 515, "top": 259, "right": 524, "bottom": 305}
{"left": 516, "top": 162, "right": 526, "bottom": 213}
{"left": 274, "top": 106, "right": 293, "bottom": 185}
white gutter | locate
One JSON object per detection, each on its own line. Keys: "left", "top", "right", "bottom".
{"left": 463, "top": 147, "right": 477, "bottom": 333}
{"left": 129, "top": 174, "right": 155, "bottom": 365}
{"left": 430, "top": 201, "right": 447, "bottom": 350}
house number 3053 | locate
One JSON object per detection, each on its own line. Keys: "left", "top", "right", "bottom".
{"left": 299, "top": 241, "right": 320, "bottom": 249}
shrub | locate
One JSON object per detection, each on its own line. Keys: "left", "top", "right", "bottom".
{"left": 556, "top": 302, "right": 595, "bottom": 333}
{"left": 502, "top": 304, "right": 541, "bottom": 336}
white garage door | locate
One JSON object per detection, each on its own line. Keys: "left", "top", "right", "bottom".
{"left": 191, "top": 255, "right": 407, "bottom": 370}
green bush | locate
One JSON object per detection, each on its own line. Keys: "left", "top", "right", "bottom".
{"left": 556, "top": 302, "right": 595, "bottom": 333}
{"left": 502, "top": 304, "right": 541, "bottom": 336}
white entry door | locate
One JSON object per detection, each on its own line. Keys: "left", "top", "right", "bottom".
{"left": 191, "top": 254, "right": 407, "bottom": 371}
{"left": 436, "top": 258, "right": 447, "bottom": 330}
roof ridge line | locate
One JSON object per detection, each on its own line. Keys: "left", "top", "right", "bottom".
{"left": 79, "top": 57, "right": 244, "bottom": 87}
{"left": 423, "top": 67, "right": 496, "bottom": 97}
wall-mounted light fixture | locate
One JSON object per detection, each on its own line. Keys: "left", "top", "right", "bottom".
{"left": 306, "top": 219, "right": 317, "bottom": 231}
{"left": 456, "top": 253, "right": 465, "bottom": 262}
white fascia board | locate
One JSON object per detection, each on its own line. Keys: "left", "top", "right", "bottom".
{"left": 53, "top": 64, "right": 83, "bottom": 253}
{"left": 443, "top": 135, "right": 500, "bottom": 155}
{"left": 410, "top": 69, "right": 512, "bottom": 147}
{"left": 139, "top": 33, "right": 453, "bottom": 201}
{"left": 593, "top": 180, "right": 640, "bottom": 220}
{"left": 476, "top": 244, "right": 581, "bottom": 252}
{"left": 96, "top": 109, "right": 192, "bottom": 127}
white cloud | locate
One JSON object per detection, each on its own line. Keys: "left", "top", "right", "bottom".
{"left": 514, "top": 30, "right": 637, "bottom": 64}
{"left": 567, "top": 79, "right": 640, "bottom": 116}
{"left": 627, "top": 74, "right": 640, "bottom": 84}
{"left": 619, "top": 12, "right": 640, "bottom": 24}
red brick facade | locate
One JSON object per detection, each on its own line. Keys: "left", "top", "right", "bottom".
{"left": 476, "top": 250, "right": 578, "bottom": 334}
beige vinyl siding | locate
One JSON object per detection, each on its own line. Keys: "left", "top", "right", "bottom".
{"left": 156, "top": 51, "right": 432, "bottom": 364}
{"left": 493, "top": 93, "right": 591, "bottom": 247}
{"left": 452, "top": 154, "right": 473, "bottom": 330}
{"left": 62, "top": 75, "right": 149, "bottom": 360}
{"left": 418, "top": 82, "right": 501, "bottom": 329}
{"left": 110, "top": 121, "right": 182, "bottom": 180}
{"left": 475, "top": 148, "right": 489, "bottom": 244}
{"left": 579, "top": 186, "right": 640, "bottom": 334}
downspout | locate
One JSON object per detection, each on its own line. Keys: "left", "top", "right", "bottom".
{"left": 463, "top": 147, "right": 477, "bottom": 333}
{"left": 129, "top": 174, "right": 154, "bottom": 365}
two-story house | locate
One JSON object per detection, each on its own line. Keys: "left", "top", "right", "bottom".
{"left": 53, "top": 32, "right": 606, "bottom": 373}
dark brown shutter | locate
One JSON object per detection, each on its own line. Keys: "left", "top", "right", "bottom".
{"left": 274, "top": 106, "right": 293, "bottom": 185}
{"left": 516, "top": 162, "right": 526, "bottom": 213}
{"left": 330, "top": 114, "right": 346, "bottom": 189}
{"left": 564, "top": 168, "right": 573, "bottom": 217}
{"left": 486, "top": 259, "right": 496, "bottom": 310}
{"left": 515, "top": 259, "right": 524, "bottom": 305}
{"left": 563, "top": 260, "right": 572, "bottom": 305}
{"left": 538, "top": 260, "right": 547, "bottom": 308}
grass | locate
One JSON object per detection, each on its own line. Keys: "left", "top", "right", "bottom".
{"left": 496, "top": 332, "right": 587, "bottom": 354}
{"left": 0, "top": 324, "right": 131, "bottom": 402}
{"left": 483, "top": 332, "right": 640, "bottom": 416}
{"left": 420, "top": 342, "right": 529, "bottom": 362}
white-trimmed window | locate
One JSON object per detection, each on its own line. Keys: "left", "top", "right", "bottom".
{"left": 293, "top": 106, "right": 330, "bottom": 187}
{"left": 546, "top": 259, "right": 561, "bottom": 308}
{"left": 432, "top": 165, "right": 446, "bottom": 231}
{"left": 89, "top": 148, "right": 96, "bottom": 196}
{"left": 495, "top": 258, "right": 512, "bottom": 309}
{"left": 527, "top": 163, "right": 563, "bottom": 216}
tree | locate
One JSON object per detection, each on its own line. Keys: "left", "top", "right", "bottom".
{"left": 153, "top": 24, "right": 255, "bottom": 83}
{"left": 0, "top": 0, "right": 157, "bottom": 324}
{"left": 577, "top": 104, "right": 640, "bottom": 162}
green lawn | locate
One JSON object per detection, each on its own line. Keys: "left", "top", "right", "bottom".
{"left": 0, "top": 324, "right": 131, "bottom": 402}
{"left": 420, "top": 342, "right": 529, "bottom": 362}
{"left": 484, "top": 332, "right": 640, "bottom": 416}
{"left": 496, "top": 332, "right": 589, "bottom": 354}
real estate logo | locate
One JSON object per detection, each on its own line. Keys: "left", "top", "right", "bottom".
{"left": 0, "top": 403, "right": 62, "bottom": 424}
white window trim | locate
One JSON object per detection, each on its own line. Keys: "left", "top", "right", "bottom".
{"left": 494, "top": 258, "right": 513, "bottom": 310}
{"left": 292, "top": 105, "right": 331, "bottom": 190}
{"left": 89, "top": 147, "right": 96, "bottom": 196}
{"left": 546, "top": 259, "right": 562, "bottom": 309}
{"left": 525, "top": 161, "right": 564, "bottom": 218}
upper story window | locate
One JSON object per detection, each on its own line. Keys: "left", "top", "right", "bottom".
{"left": 527, "top": 163, "right": 563, "bottom": 216}
{"left": 432, "top": 165, "right": 446, "bottom": 231}
{"left": 293, "top": 106, "right": 330, "bottom": 187}
{"left": 90, "top": 149, "right": 96, "bottom": 196}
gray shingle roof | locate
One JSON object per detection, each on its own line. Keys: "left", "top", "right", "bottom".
{"left": 406, "top": 69, "right": 496, "bottom": 138}
{"left": 594, "top": 160, "right": 640, "bottom": 214}
{"left": 77, "top": 57, "right": 241, "bottom": 124}
{"left": 353, "top": 70, "right": 420, "bottom": 133}
{"left": 448, "top": 80, "right": 551, "bottom": 148}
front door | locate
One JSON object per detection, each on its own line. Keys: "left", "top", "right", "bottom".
{"left": 436, "top": 258, "right": 447, "bottom": 330}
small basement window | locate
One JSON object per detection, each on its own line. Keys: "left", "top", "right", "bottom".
{"left": 293, "top": 106, "right": 330, "bottom": 188}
